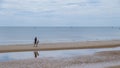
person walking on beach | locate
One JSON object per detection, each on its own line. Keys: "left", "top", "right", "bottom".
{"left": 34, "top": 37, "right": 39, "bottom": 47}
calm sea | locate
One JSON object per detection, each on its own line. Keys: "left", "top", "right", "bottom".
{"left": 0, "top": 27, "right": 120, "bottom": 45}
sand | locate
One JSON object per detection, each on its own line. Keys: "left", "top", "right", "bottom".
{"left": 108, "top": 65, "right": 120, "bottom": 68}
{"left": 0, "top": 50, "right": 120, "bottom": 68}
{"left": 0, "top": 40, "right": 120, "bottom": 53}
{"left": 0, "top": 40, "right": 120, "bottom": 68}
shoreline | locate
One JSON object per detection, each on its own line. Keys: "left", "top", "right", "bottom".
{"left": 0, "top": 40, "right": 120, "bottom": 53}
{"left": 0, "top": 40, "right": 120, "bottom": 68}
{"left": 0, "top": 49, "right": 120, "bottom": 68}
{"left": 1, "top": 39, "right": 120, "bottom": 45}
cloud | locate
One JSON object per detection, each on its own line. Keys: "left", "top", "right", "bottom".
{"left": 65, "top": 0, "right": 100, "bottom": 6}
{"left": 0, "top": 0, "right": 119, "bottom": 15}
{"left": 0, "top": 0, "right": 120, "bottom": 26}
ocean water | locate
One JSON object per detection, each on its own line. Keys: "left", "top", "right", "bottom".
{"left": 0, "top": 27, "right": 120, "bottom": 45}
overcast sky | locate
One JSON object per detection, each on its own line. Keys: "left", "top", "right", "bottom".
{"left": 0, "top": 0, "right": 120, "bottom": 26}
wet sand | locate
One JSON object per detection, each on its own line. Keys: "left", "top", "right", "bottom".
{"left": 0, "top": 50, "right": 120, "bottom": 68}
{"left": 108, "top": 65, "right": 120, "bottom": 68}
{"left": 0, "top": 40, "right": 120, "bottom": 53}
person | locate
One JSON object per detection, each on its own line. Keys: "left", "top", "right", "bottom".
{"left": 36, "top": 40, "right": 39, "bottom": 47}
{"left": 34, "top": 37, "right": 38, "bottom": 47}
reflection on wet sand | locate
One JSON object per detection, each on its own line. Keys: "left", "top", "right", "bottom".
{"left": 34, "top": 51, "right": 39, "bottom": 58}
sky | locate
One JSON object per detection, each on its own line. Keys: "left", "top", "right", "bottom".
{"left": 0, "top": 0, "right": 120, "bottom": 26}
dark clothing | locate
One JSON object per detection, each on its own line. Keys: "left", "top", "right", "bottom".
{"left": 34, "top": 37, "right": 39, "bottom": 47}
{"left": 34, "top": 37, "right": 37, "bottom": 45}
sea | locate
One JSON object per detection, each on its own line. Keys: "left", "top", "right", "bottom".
{"left": 0, "top": 27, "right": 120, "bottom": 45}
{"left": 1, "top": 27, "right": 120, "bottom": 61}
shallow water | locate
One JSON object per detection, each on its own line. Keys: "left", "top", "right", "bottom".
{"left": 0, "top": 47, "right": 120, "bottom": 62}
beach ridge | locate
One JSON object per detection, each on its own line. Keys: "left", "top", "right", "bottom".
{"left": 0, "top": 40, "right": 120, "bottom": 53}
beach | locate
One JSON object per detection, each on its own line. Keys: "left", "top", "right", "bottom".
{"left": 0, "top": 40, "right": 120, "bottom": 53}
{"left": 0, "top": 0, "right": 119, "bottom": 67}
{"left": 0, "top": 48, "right": 120, "bottom": 68}
{"left": 0, "top": 40, "right": 120, "bottom": 68}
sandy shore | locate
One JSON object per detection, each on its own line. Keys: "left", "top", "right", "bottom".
{"left": 0, "top": 40, "right": 120, "bottom": 68}
{"left": 0, "top": 40, "right": 120, "bottom": 53}
{"left": 0, "top": 49, "right": 120, "bottom": 68}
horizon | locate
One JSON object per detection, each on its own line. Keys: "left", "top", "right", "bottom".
{"left": 0, "top": 25, "right": 120, "bottom": 27}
